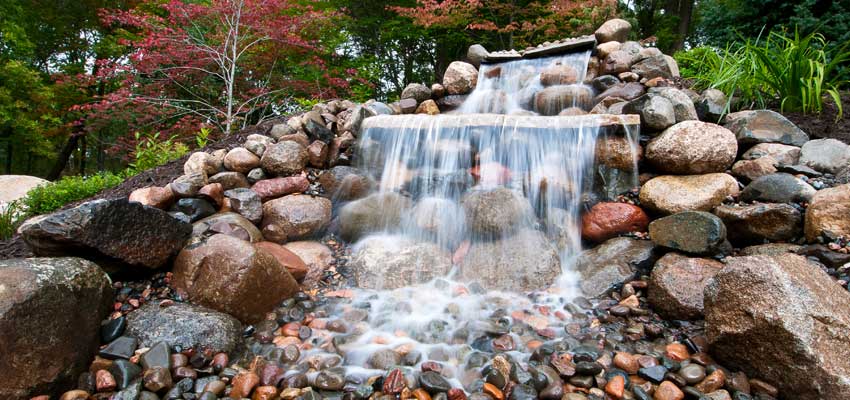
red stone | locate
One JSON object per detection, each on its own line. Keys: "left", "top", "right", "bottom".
{"left": 251, "top": 176, "right": 309, "bottom": 201}
{"left": 581, "top": 202, "right": 649, "bottom": 243}
{"left": 254, "top": 241, "right": 309, "bottom": 282}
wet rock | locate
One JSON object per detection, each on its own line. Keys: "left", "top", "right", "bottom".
{"left": 170, "top": 198, "right": 216, "bottom": 222}
{"left": 576, "top": 237, "right": 657, "bottom": 297}
{"left": 648, "top": 211, "right": 727, "bottom": 255}
{"left": 805, "top": 184, "right": 850, "bottom": 242}
{"left": 741, "top": 143, "right": 801, "bottom": 165}
{"left": 224, "top": 147, "right": 261, "bottom": 174}
{"left": 462, "top": 188, "right": 533, "bottom": 238}
{"left": 197, "top": 183, "right": 224, "bottom": 208}
{"left": 595, "top": 19, "right": 631, "bottom": 43}
{"left": 126, "top": 302, "right": 241, "bottom": 354}
{"left": 705, "top": 254, "right": 850, "bottom": 400}
{"left": 696, "top": 88, "right": 727, "bottom": 122}
{"left": 338, "top": 192, "right": 412, "bottom": 241}
{"left": 730, "top": 157, "right": 777, "bottom": 183}
{"left": 19, "top": 199, "right": 192, "bottom": 270}
{"left": 169, "top": 172, "right": 207, "bottom": 198}
{"left": 318, "top": 166, "right": 374, "bottom": 202}
{"left": 724, "top": 109, "right": 809, "bottom": 146}
{"left": 255, "top": 241, "right": 309, "bottom": 282}
{"left": 714, "top": 203, "right": 801, "bottom": 244}
{"left": 99, "top": 336, "right": 137, "bottom": 359}
{"left": 251, "top": 176, "right": 309, "bottom": 201}
{"left": 594, "top": 134, "right": 642, "bottom": 171}
{"left": 639, "top": 173, "right": 740, "bottom": 215}
{"left": 401, "top": 83, "right": 432, "bottom": 103}
{"left": 534, "top": 85, "right": 593, "bottom": 115}
{"left": 800, "top": 138, "right": 850, "bottom": 174}
{"left": 209, "top": 171, "right": 250, "bottom": 190}
{"left": 108, "top": 359, "right": 141, "bottom": 390}
{"left": 191, "top": 212, "right": 262, "bottom": 244}
{"left": 593, "top": 82, "right": 645, "bottom": 104}
{"left": 283, "top": 241, "right": 334, "bottom": 287}
{"left": 648, "top": 253, "right": 724, "bottom": 319}
{"left": 592, "top": 75, "right": 620, "bottom": 92}
{"left": 261, "top": 194, "right": 332, "bottom": 243}
{"left": 623, "top": 94, "right": 675, "bottom": 130}
{"left": 631, "top": 55, "right": 674, "bottom": 80}
{"left": 420, "top": 371, "right": 452, "bottom": 393}
{"left": 0, "top": 258, "right": 111, "bottom": 400}
{"left": 172, "top": 234, "right": 299, "bottom": 323}
{"left": 739, "top": 173, "right": 815, "bottom": 203}
{"left": 129, "top": 186, "right": 175, "bottom": 210}
{"left": 101, "top": 316, "right": 126, "bottom": 344}
{"left": 740, "top": 242, "right": 800, "bottom": 257}
{"left": 458, "top": 229, "right": 561, "bottom": 292}
{"left": 443, "top": 61, "right": 478, "bottom": 95}
{"left": 261, "top": 141, "right": 309, "bottom": 176}
{"left": 350, "top": 235, "right": 452, "bottom": 290}
{"left": 581, "top": 202, "right": 649, "bottom": 242}
{"left": 540, "top": 64, "right": 578, "bottom": 86}
{"left": 409, "top": 197, "right": 466, "bottom": 247}
{"left": 654, "top": 381, "right": 684, "bottom": 400}
{"left": 646, "top": 121, "right": 737, "bottom": 174}
{"left": 142, "top": 367, "right": 171, "bottom": 393}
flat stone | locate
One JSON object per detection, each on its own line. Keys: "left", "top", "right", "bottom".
{"left": 800, "top": 138, "right": 850, "bottom": 174}
{"left": 714, "top": 203, "right": 801, "bottom": 244}
{"left": 639, "top": 173, "right": 739, "bottom": 215}
{"left": 126, "top": 302, "right": 242, "bottom": 354}
{"left": 649, "top": 211, "right": 727, "bottom": 255}
{"left": 740, "top": 173, "right": 815, "bottom": 203}
{"left": 724, "top": 109, "right": 809, "bottom": 146}
{"left": 575, "top": 237, "right": 657, "bottom": 297}
{"left": 742, "top": 143, "right": 801, "bottom": 165}
{"left": 99, "top": 336, "right": 138, "bottom": 360}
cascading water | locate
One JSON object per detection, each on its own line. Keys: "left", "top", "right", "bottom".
{"left": 292, "top": 50, "right": 641, "bottom": 391}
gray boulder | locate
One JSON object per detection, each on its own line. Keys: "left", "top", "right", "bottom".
{"left": 458, "top": 229, "right": 561, "bottom": 293}
{"left": 349, "top": 235, "right": 452, "bottom": 290}
{"left": 714, "top": 203, "right": 801, "bottom": 244}
{"left": 126, "top": 302, "right": 242, "bottom": 355}
{"left": 740, "top": 173, "right": 816, "bottom": 203}
{"left": 649, "top": 211, "right": 728, "bottom": 256}
{"left": 575, "top": 237, "right": 657, "bottom": 297}
{"left": 800, "top": 138, "right": 850, "bottom": 174}
{"left": 724, "top": 109, "right": 809, "bottom": 146}
{"left": 462, "top": 188, "right": 533, "bottom": 238}
{"left": 338, "top": 192, "right": 412, "bottom": 242}
{"left": 401, "top": 83, "right": 432, "bottom": 103}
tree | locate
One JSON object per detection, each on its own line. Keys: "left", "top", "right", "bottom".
{"left": 622, "top": 0, "right": 696, "bottom": 53}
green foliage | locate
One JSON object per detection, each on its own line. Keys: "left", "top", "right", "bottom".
{"left": 129, "top": 132, "right": 189, "bottom": 172}
{"left": 0, "top": 201, "right": 24, "bottom": 240}
{"left": 21, "top": 172, "right": 125, "bottom": 216}
{"left": 195, "top": 127, "right": 211, "bottom": 149}
{"left": 676, "top": 29, "right": 849, "bottom": 117}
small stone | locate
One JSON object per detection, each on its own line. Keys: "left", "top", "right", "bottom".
{"left": 638, "top": 366, "right": 667, "bottom": 383}
{"left": 101, "top": 317, "right": 126, "bottom": 344}
{"left": 108, "top": 359, "right": 142, "bottom": 389}
{"left": 95, "top": 369, "right": 117, "bottom": 392}
{"left": 99, "top": 336, "right": 138, "bottom": 360}
{"left": 315, "top": 369, "right": 345, "bottom": 391}
{"left": 613, "top": 352, "right": 639, "bottom": 374}
{"left": 695, "top": 369, "right": 726, "bottom": 393}
{"left": 665, "top": 343, "right": 690, "bottom": 361}
{"left": 420, "top": 371, "right": 452, "bottom": 393}
{"left": 231, "top": 372, "right": 260, "bottom": 398}
{"left": 143, "top": 366, "right": 172, "bottom": 393}
{"left": 60, "top": 391, "right": 91, "bottom": 400}
{"left": 678, "top": 363, "right": 706, "bottom": 385}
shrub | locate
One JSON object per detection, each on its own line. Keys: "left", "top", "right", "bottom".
{"left": 130, "top": 132, "right": 189, "bottom": 173}
{"left": 21, "top": 172, "right": 126, "bottom": 216}
{"left": 0, "top": 201, "right": 24, "bottom": 240}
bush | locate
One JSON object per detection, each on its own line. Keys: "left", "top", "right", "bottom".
{"left": 130, "top": 132, "right": 189, "bottom": 173}
{"left": 21, "top": 172, "right": 126, "bottom": 216}
{"left": 0, "top": 201, "right": 24, "bottom": 240}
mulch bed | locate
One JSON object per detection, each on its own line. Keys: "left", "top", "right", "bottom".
{"left": 0, "top": 119, "right": 281, "bottom": 260}
{"left": 776, "top": 91, "right": 850, "bottom": 143}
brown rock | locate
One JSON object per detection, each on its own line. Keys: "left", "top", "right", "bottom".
{"left": 443, "top": 61, "right": 478, "bottom": 95}
{"left": 283, "top": 241, "right": 334, "bottom": 287}
{"left": 730, "top": 157, "right": 777, "bottom": 183}
{"left": 649, "top": 253, "right": 723, "bottom": 319}
{"left": 601, "top": 51, "right": 633, "bottom": 75}
{"left": 581, "top": 202, "right": 649, "bottom": 243}
{"left": 59, "top": 390, "right": 91, "bottom": 400}
{"left": 252, "top": 386, "right": 278, "bottom": 400}
{"left": 172, "top": 234, "right": 299, "bottom": 323}
{"left": 805, "top": 184, "right": 850, "bottom": 242}
{"left": 694, "top": 369, "right": 726, "bottom": 394}
{"left": 260, "top": 141, "right": 308, "bottom": 176}
{"left": 197, "top": 183, "right": 224, "bottom": 208}
{"left": 639, "top": 173, "right": 739, "bottom": 215}
{"left": 230, "top": 372, "right": 260, "bottom": 399}
{"left": 742, "top": 143, "right": 801, "bottom": 165}
{"left": 251, "top": 176, "right": 309, "bottom": 201}
{"left": 255, "top": 241, "right": 309, "bottom": 282}
{"left": 277, "top": 132, "right": 310, "bottom": 148}
{"left": 184, "top": 152, "right": 221, "bottom": 176}
{"left": 593, "top": 82, "right": 646, "bottom": 104}
{"left": 223, "top": 147, "right": 260, "bottom": 174}
{"left": 318, "top": 166, "right": 373, "bottom": 202}
{"left": 128, "top": 186, "right": 175, "bottom": 210}
{"left": 534, "top": 85, "right": 593, "bottom": 115}
{"left": 714, "top": 203, "right": 801, "bottom": 244}
{"left": 595, "top": 19, "right": 631, "bottom": 43}
{"left": 613, "top": 352, "right": 639, "bottom": 374}
{"left": 261, "top": 195, "right": 332, "bottom": 243}
{"left": 605, "top": 374, "right": 625, "bottom": 398}
{"left": 170, "top": 172, "right": 207, "bottom": 198}
{"left": 539, "top": 64, "right": 578, "bottom": 86}
{"left": 209, "top": 171, "right": 250, "bottom": 190}
{"left": 705, "top": 254, "right": 850, "bottom": 400}
{"left": 306, "top": 141, "right": 328, "bottom": 168}
{"left": 654, "top": 381, "right": 684, "bottom": 400}
{"left": 645, "top": 121, "right": 737, "bottom": 175}
{"left": 595, "top": 135, "right": 643, "bottom": 171}
{"left": 94, "top": 370, "right": 116, "bottom": 392}
{"left": 416, "top": 99, "right": 440, "bottom": 115}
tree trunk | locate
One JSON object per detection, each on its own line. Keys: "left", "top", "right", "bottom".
{"left": 46, "top": 133, "right": 81, "bottom": 181}
{"left": 671, "top": 0, "right": 694, "bottom": 52}
{"left": 96, "top": 137, "right": 105, "bottom": 172}
{"left": 78, "top": 134, "right": 87, "bottom": 175}
{"left": 5, "top": 141, "right": 11, "bottom": 174}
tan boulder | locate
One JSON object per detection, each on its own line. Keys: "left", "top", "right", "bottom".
{"left": 639, "top": 173, "right": 739, "bottom": 215}
{"left": 805, "top": 184, "right": 850, "bottom": 242}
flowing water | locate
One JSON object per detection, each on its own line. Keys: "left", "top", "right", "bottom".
{"left": 287, "top": 52, "right": 641, "bottom": 390}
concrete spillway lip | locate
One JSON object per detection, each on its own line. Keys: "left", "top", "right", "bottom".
{"left": 362, "top": 114, "right": 640, "bottom": 133}
{"left": 484, "top": 35, "right": 597, "bottom": 63}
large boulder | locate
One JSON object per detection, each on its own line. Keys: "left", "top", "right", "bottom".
{"left": 695, "top": 88, "right": 727, "bottom": 122}
{"left": 349, "top": 235, "right": 452, "bottom": 290}
{"left": 223, "top": 188, "right": 263, "bottom": 224}
{"left": 534, "top": 85, "right": 593, "bottom": 115}
{"left": 125, "top": 302, "right": 242, "bottom": 355}
{"left": 466, "top": 44, "right": 489, "bottom": 68}
{"left": 19, "top": 199, "right": 192, "bottom": 270}
{"left": 740, "top": 173, "right": 816, "bottom": 203}
{"left": 805, "top": 184, "right": 850, "bottom": 242}
{"left": 595, "top": 19, "right": 631, "bottom": 43}
{"left": 581, "top": 202, "right": 649, "bottom": 243}
{"left": 539, "top": 64, "right": 579, "bottom": 86}
{"left": 730, "top": 157, "right": 778, "bottom": 183}
{"left": 318, "top": 166, "right": 374, "bottom": 202}
{"left": 724, "top": 109, "right": 809, "bottom": 146}
{"left": 128, "top": 186, "right": 175, "bottom": 210}
{"left": 800, "top": 138, "right": 850, "bottom": 174}
{"left": 223, "top": 147, "right": 260, "bottom": 174}
{"left": 443, "top": 61, "right": 478, "bottom": 95}
{"left": 338, "top": 192, "right": 412, "bottom": 242}
{"left": 645, "top": 121, "right": 737, "bottom": 174}
{"left": 594, "top": 135, "right": 642, "bottom": 171}
{"left": 648, "top": 87, "right": 698, "bottom": 122}
{"left": 408, "top": 197, "right": 466, "bottom": 247}
{"left": 0, "top": 258, "right": 112, "bottom": 400}
{"left": 630, "top": 55, "right": 675, "bottom": 80}
{"left": 457, "top": 229, "right": 561, "bottom": 292}
{"left": 593, "top": 82, "right": 645, "bottom": 104}
{"left": 623, "top": 94, "right": 675, "bottom": 130}
{"left": 639, "top": 173, "right": 740, "bottom": 215}
{"left": 462, "top": 188, "right": 533, "bottom": 238}
{"left": 575, "top": 237, "right": 657, "bottom": 297}
{"left": 714, "top": 203, "right": 801, "bottom": 244}
{"left": 705, "top": 254, "right": 850, "bottom": 400}
{"left": 649, "top": 253, "right": 724, "bottom": 320}
{"left": 400, "top": 83, "right": 432, "bottom": 103}
{"left": 0, "top": 175, "right": 47, "bottom": 205}
{"left": 172, "top": 234, "right": 299, "bottom": 323}
{"left": 261, "top": 194, "right": 332, "bottom": 243}
{"left": 648, "top": 211, "right": 727, "bottom": 255}
{"left": 260, "top": 141, "right": 308, "bottom": 176}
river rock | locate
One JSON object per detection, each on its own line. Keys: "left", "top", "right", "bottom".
{"left": 443, "top": 61, "right": 478, "bottom": 95}
{"left": 254, "top": 241, "right": 309, "bottom": 282}
{"left": 630, "top": 55, "right": 674, "bottom": 80}
{"left": 128, "top": 186, "right": 175, "bottom": 210}
{"left": 741, "top": 143, "right": 801, "bottom": 165}
{"left": 649, "top": 87, "right": 699, "bottom": 122}
{"left": 740, "top": 243, "right": 800, "bottom": 257}
{"left": 623, "top": 94, "right": 675, "bottom": 130}
{"left": 408, "top": 197, "right": 466, "bottom": 247}
{"left": 169, "top": 172, "right": 207, "bottom": 198}
{"left": 730, "top": 157, "right": 777, "bottom": 183}
{"left": 594, "top": 135, "right": 642, "bottom": 171}
{"left": 805, "top": 184, "right": 850, "bottom": 242}
{"left": 467, "top": 44, "right": 489, "bottom": 68}
{"left": 575, "top": 237, "right": 657, "bottom": 297}
{"left": 724, "top": 109, "right": 809, "bottom": 146}
{"left": 0, "top": 175, "right": 46, "bottom": 209}
{"left": 170, "top": 198, "right": 215, "bottom": 222}
{"left": 223, "top": 148, "right": 260, "bottom": 174}
{"left": 318, "top": 166, "right": 374, "bottom": 202}
{"left": 462, "top": 188, "right": 533, "bottom": 238}
{"left": 338, "top": 192, "right": 411, "bottom": 241}
{"left": 401, "top": 83, "right": 432, "bottom": 103}
{"left": 740, "top": 173, "right": 815, "bottom": 203}
{"left": 646, "top": 121, "right": 737, "bottom": 174}
{"left": 595, "top": 19, "right": 631, "bottom": 43}
{"left": 458, "top": 229, "right": 561, "bottom": 292}
{"left": 540, "top": 64, "right": 578, "bottom": 86}
{"left": 282, "top": 241, "right": 334, "bottom": 287}
{"left": 714, "top": 203, "right": 801, "bottom": 244}
{"left": 19, "top": 199, "right": 192, "bottom": 270}
{"left": 184, "top": 152, "right": 220, "bottom": 176}
{"left": 0, "top": 258, "right": 112, "bottom": 400}
{"left": 649, "top": 211, "right": 727, "bottom": 255}
{"left": 209, "top": 171, "right": 250, "bottom": 190}
{"left": 223, "top": 188, "right": 262, "bottom": 224}
{"left": 349, "top": 235, "right": 452, "bottom": 289}
{"left": 416, "top": 99, "right": 440, "bottom": 115}
{"left": 251, "top": 176, "right": 309, "bottom": 201}
{"left": 261, "top": 141, "right": 308, "bottom": 176}
{"left": 126, "top": 302, "right": 242, "bottom": 355}
{"left": 593, "top": 82, "right": 645, "bottom": 104}
{"left": 696, "top": 88, "right": 727, "bottom": 122}
{"left": 581, "top": 202, "right": 649, "bottom": 243}
{"left": 172, "top": 234, "right": 299, "bottom": 323}
{"left": 601, "top": 50, "right": 633, "bottom": 75}
{"left": 639, "top": 174, "right": 739, "bottom": 215}
{"left": 649, "top": 253, "right": 724, "bottom": 319}
{"left": 534, "top": 85, "right": 593, "bottom": 115}
{"left": 800, "top": 138, "right": 850, "bottom": 173}
{"left": 705, "top": 254, "right": 850, "bottom": 400}
{"left": 261, "top": 195, "right": 332, "bottom": 243}
{"left": 191, "top": 212, "right": 262, "bottom": 244}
